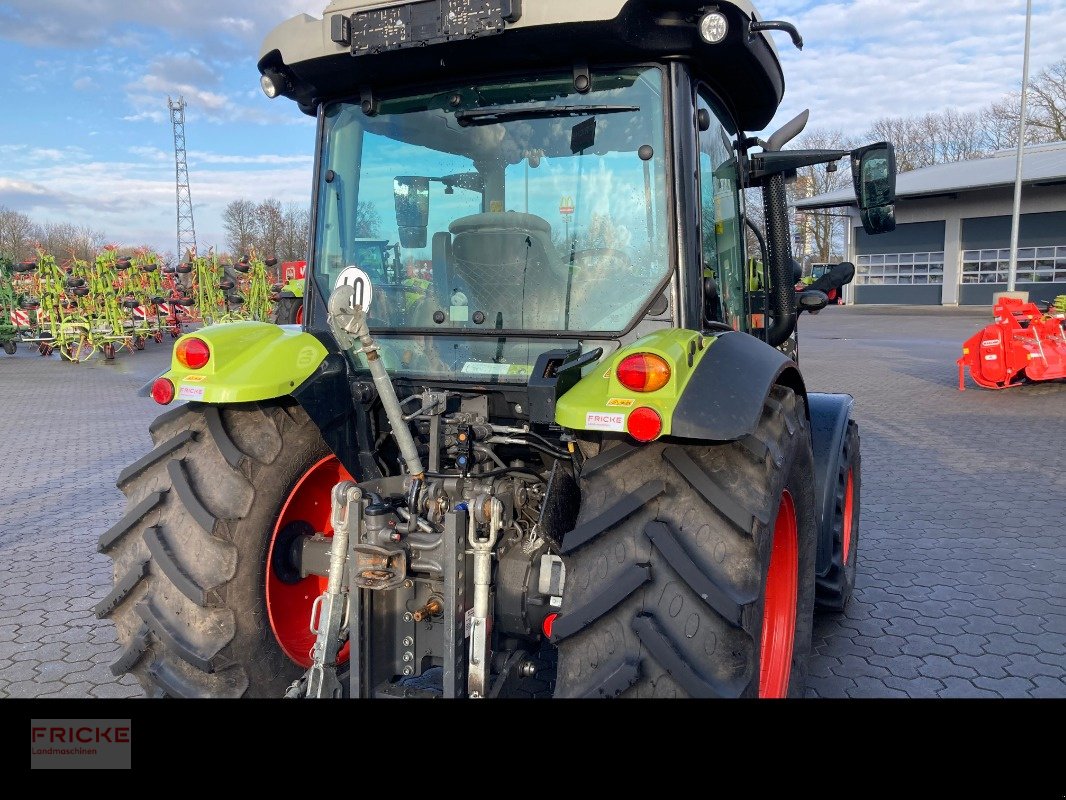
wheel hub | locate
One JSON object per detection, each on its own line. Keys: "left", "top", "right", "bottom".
{"left": 265, "top": 455, "right": 353, "bottom": 668}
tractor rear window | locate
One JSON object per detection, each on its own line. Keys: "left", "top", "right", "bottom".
{"left": 313, "top": 66, "right": 671, "bottom": 354}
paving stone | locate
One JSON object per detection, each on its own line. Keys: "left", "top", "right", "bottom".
{"left": 1027, "top": 676, "right": 1066, "bottom": 698}
{"left": 37, "top": 681, "right": 97, "bottom": 699}
{"left": 949, "top": 652, "right": 1011, "bottom": 679}
{"left": 1003, "top": 654, "right": 1062, "bottom": 680}
{"left": 918, "top": 655, "right": 979, "bottom": 680}
{"left": 901, "top": 637, "right": 958, "bottom": 659}
{"left": 936, "top": 677, "right": 1001, "bottom": 698}
{"left": 844, "top": 678, "right": 909, "bottom": 699}
{"left": 981, "top": 634, "right": 1042, "bottom": 657}
{"left": 805, "top": 674, "right": 857, "bottom": 698}
{"left": 882, "top": 675, "right": 946, "bottom": 698}
{"left": 89, "top": 681, "right": 144, "bottom": 699}
{"left": 971, "top": 676, "right": 1035, "bottom": 697}
{"left": 4, "top": 680, "right": 66, "bottom": 698}
{"left": 931, "top": 632, "right": 988, "bottom": 657}
{"left": 33, "top": 660, "right": 94, "bottom": 682}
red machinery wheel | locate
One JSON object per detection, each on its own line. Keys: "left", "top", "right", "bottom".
{"left": 759, "top": 491, "right": 798, "bottom": 698}
{"left": 265, "top": 455, "right": 354, "bottom": 667}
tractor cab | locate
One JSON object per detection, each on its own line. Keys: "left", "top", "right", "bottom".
{"left": 259, "top": 0, "right": 895, "bottom": 382}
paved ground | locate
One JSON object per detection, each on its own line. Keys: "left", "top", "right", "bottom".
{"left": 0, "top": 342, "right": 168, "bottom": 698}
{"left": 800, "top": 306, "right": 1066, "bottom": 698}
{"left": 0, "top": 307, "right": 1063, "bottom": 699}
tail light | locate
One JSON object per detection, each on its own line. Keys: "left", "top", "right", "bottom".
{"left": 627, "top": 407, "right": 663, "bottom": 442}
{"left": 175, "top": 337, "right": 210, "bottom": 369}
{"left": 616, "top": 353, "right": 671, "bottom": 392}
{"left": 151, "top": 378, "right": 175, "bottom": 405}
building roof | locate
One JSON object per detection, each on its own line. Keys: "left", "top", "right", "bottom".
{"left": 794, "top": 140, "right": 1066, "bottom": 210}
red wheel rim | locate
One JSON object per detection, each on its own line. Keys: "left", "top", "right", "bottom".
{"left": 295, "top": 304, "right": 304, "bottom": 325}
{"left": 842, "top": 467, "right": 855, "bottom": 564}
{"left": 759, "top": 490, "right": 798, "bottom": 698}
{"left": 266, "top": 455, "right": 353, "bottom": 668}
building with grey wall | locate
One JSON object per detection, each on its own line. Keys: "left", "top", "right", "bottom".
{"left": 794, "top": 141, "right": 1066, "bottom": 306}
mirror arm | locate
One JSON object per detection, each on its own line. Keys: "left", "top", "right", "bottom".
{"left": 749, "top": 149, "right": 850, "bottom": 182}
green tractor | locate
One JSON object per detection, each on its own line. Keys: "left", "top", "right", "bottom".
{"left": 99, "top": 0, "right": 895, "bottom": 698}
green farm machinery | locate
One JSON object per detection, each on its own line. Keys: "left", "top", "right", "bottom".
{"left": 100, "top": 0, "right": 896, "bottom": 699}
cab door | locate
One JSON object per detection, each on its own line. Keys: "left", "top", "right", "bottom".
{"left": 696, "top": 88, "right": 748, "bottom": 333}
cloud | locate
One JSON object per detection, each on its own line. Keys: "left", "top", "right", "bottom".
{"left": 0, "top": 178, "right": 97, "bottom": 213}
{"left": 767, "top": 0, "right": 1066, "bottom": 137}
{"left": 192, "top": 153, "right": 314, "bottom": 166}
{"left": 0, "top": 1, "right": 316, "bottom": 54}
{"left": 0, "top": 154, "right": 314, "bottom": 254}
{"left": 118, "top": 50, "right": 299, "bottom": 125}
{"left": 72, "top": 76, "right": 93, "bottom": 90}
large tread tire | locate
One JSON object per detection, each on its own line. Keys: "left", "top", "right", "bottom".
{"left": 553, "top": 385, "right": 817, "bottom": 699}
{"left": 815, "top": 420, "right": 860, "bottom": 611}
{"left": 97, "top": 401, "right": 335, "bottom": 697}
{"left": 274, "top": 297, "right": 302, "bottom": 326}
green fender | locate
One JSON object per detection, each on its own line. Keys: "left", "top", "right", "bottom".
{"left": 281, "top": 278, "right": 304, "bottom": 298}
{"left": 555, "top": 328, "right": 805, "bottom": 442}
{"left": 164, "top": 321, "right": 327, "bottom": 404}
{"left": 554, "top": 328, "right": 713, "bottom": 437}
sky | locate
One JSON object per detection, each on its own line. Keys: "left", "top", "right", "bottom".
{"left": 1, "top": 0, "right": 1064, "bottom": 257}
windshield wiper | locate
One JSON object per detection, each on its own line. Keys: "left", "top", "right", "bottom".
{"left": 455, "top": 104, "right": 638, "bottom": 126}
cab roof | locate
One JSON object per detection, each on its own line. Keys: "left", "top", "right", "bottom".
{"left": 259, "top": 0, "right": 787, "bottom": 131}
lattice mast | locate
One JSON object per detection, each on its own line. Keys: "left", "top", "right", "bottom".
{"left": 168, "top": 96, "right": 197, "bottom": 260}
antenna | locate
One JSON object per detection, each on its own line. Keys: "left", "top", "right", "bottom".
{"left": 168, "top": 96, "right": 197, "bottom": 260}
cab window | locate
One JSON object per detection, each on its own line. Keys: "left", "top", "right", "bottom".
{"left": 697, "top": 90, "right": 746, "bottom": 331}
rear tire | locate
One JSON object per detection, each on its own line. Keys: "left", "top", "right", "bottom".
{"left": 815, "top": 420, "right": 860, "bottom": 611}
{"left": 553, "top": 385, "right": 817, "bottom": 698}
{"left": 97, "top": 401, "right": 341, "bottom": 697}
{"left": 3, "top": 340, "right": 15, "bottom": 355}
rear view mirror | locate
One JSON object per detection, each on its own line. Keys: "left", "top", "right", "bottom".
{"left": 797, "top": 290, "right": 829, "bottom": 314}
{"left": 808, "top": 261, "right": 855, "bottom": 295}
{"left": 394, "top": 176, "right": 430, "bottom": 249}
{"left": 851, "top": 143, "right": 896, "bottom": 235}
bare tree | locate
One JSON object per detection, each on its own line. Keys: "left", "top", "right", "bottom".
{"left": 36, "top": 221, "right": 105, "bottom": 263}
{"left": 1026, "top": 59, "right": 1066, "bottom": 142}
{"left": 982, "top": 91, "right": 1057, "bottom": 151}
{"left": 788, "top": 129, "right": 856, "bottom": 265}
{"left": 222, "top": 199, "right": 257, "bottom": 257}
{"left": 280, "top": 203, "right": 310, "bottom": 261}
{"left": 252, "top": 198, "right": 285, "bottom": 260}
{"left": 0, "top": 206, "right": 36, "bottom": 262}
{"left": 354, "top": 201, "right": 381, "bottom": 239}
{"left": 867, "top": 116, "right": 928, "bottom": 172}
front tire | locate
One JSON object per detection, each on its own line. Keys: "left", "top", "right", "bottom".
{"left": 97, "top": 401, "right": 345, "bottom": 697}
{"left": 553, "top": 385, "right": 817, "bottom": 698}
{"left": 815, "top": 420, "right": 860, "bottom": 611}
{"left": 274, "top": 297, "right": 303, "bottom": 326}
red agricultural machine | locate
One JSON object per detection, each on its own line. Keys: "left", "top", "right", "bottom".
{"left": 957, "top": 296, "right": 1066, "bottom": 390}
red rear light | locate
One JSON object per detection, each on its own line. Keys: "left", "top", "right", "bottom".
{"left": 616, "top": 353, "right": 671, "bottom": 392}
{"left": 175, "top": 337, "right": 210, "bottom": 369}
{"left": 151, "top": 378, "right": 175, "bottom": 405}
{"left": 542, "top": 612, "right": 558, "bottom": 639}
{"left": 627, "top": 407, "right": 663, "bottom": 442}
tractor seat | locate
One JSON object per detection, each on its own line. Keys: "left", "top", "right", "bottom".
{"left": 446, "top": 212, "right": 564, "bottom": 329}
